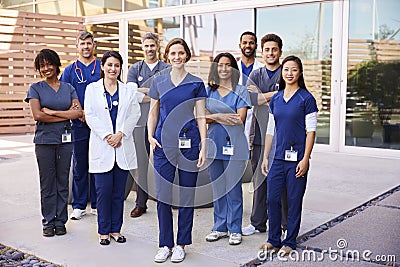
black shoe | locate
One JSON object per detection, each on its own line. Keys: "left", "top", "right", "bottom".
{"left": 43, "top": 227, "right": 55, "bottom": 237}
{"left": 55, "top": 226, "right": 67, "bottom": 236}
{"left": 100, "top": 237, "right": 111, "bottom": 246}
{"left": 110, "top": 234, "right": 126, "bottom": 243}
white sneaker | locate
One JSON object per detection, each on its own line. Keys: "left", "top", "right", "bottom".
{"left": 171, "top": 246, "right": 185, "bottom": 263}
{"left": 70, "top": 209, "right": 86, "bottom": 220}
{"left": 91, "top": 208, "right": 97, "bottom": 216}
{"left": 242, "top": 224, "right": 260, "bottom": 236}
{"left": 154, "top": 246, "right": 171, "bottom": 263}
{"left": 229, "top": 233, "right": 242, "bottom": 245}
{"left": 205, "top": 231, "right": 228, "bottom": 242}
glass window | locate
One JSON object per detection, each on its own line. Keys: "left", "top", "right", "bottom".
{"left": 183, "top": 10, "right": 253, "bottom": 81}
{"left": 126, "top": 17, "right": 180, "bottom": 67}
{"left": 346, "top": 0, "right": 400, "bottom": 149}
{"left": 257, "top": 3, "right": 334, "bottom": 145}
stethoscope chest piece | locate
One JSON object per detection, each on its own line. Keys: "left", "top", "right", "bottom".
{"left": 138, "top": 76, "right": 143, "bottom": 82}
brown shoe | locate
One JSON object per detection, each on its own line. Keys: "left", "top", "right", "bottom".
{"left": 258, "top": 242, "right": 280, "bottom": 253}
{"left": 277, "top": 246, "right": 293, "bottom": 257}
{"left": 130, "top": 206, "right": 146, "bottom": 218}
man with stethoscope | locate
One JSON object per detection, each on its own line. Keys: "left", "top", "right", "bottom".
{"left": 60, "top": 31, "right": 102, "bottom": 220}
{"left": 127, "top": 32, "right": 169, "bottom": 218}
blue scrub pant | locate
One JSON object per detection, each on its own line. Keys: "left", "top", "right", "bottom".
{"left": 93, "top": 163, "right": 128, "bottom": 235}
{"left": 71, "top": 138, "right": 96, "bottom": 209}
{"left": 267, "top": 159, "right": 307, "bottom": 249}
{"left": 35, "top": 143, "right": 73, "bottom": 229}
{"left": 208, "top": 159, "right": 245, "bottom": 234}
{"left": 153, "top": 147, "right": 198, "bottom": 248}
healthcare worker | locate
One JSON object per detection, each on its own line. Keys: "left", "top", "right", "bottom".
{"left": 84, "top": 51, "right": 141, "bottom": 245}
{"left": 127, "top": 32, "right": 169, "bottom": 218}
{"left": 204, "top": 53, "right": 250, "bottom": 246}
{"left": 25, "top": 49, "right": 83, "bottom": 237}
{"left": 259, "top": 55, "right": 318, "bottom": 257}
{"left": 148, "top": 38, "right": 206, "bottom": 263}
{"left": 60, "top": 31, "right": 101, "bottom": 219}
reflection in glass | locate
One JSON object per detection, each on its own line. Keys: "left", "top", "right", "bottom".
{"left": 346, "top": 0, "right": 400, "bottom": 149}
{"left": 257, "top": 3, "right": 333, "bottom": 145}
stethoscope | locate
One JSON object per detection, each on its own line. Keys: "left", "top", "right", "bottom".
{"left": 137, "top": 60, "right": 160, "bottom": 82}
{"left": 103, "top": 80, "right": 119, "bottom": 111}
{"left": 75, "top": 59, "right": 97, "bottom": 84}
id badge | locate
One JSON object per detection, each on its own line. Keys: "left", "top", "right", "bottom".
{"left": 178, "top": 138, "right": 191, "bottom": 149}
{"left": 222, "top": 145, "right": 234, "bottom": 156}
{"left": 62, "top": 133, "right": 72, "bottom": 143}
{"left": 285, "top": 150, "right": 298, "bottom": 161}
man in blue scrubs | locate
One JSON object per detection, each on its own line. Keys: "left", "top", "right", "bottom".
{"left": 60, "top": 31, "right": 101, "bottom": 220}
{"left": 237, "top": 31, "right": 264, "bottom": 152}
{"left": 242, "top": 33, "right": 288, "bottom": 236}
{"left": 127, "top": 32, "right": 169, "bottom": 218}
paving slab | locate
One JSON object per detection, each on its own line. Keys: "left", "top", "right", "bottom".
{"left": 379, "top": 190, "right": 400, "bottom": 207}
{"left": 302, "top": 206, "right": 400, "bottom": 265}
{"left": 1, "top": 134, "right": 400, "bottom": 267}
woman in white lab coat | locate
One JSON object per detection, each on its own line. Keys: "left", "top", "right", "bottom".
{"left": 85, "top": 50, "right": 141, "bottom": 245}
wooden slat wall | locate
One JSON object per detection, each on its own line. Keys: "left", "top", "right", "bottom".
{"left": 348, "top": 39, "right": 400, "bottom": 70}
{"left": 0, "top": 9, "right": 85, "bottom": 134}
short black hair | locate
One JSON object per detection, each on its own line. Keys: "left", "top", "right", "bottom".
{"left": 240, "top": 31, "right": 257, "bottom": 44}
{"left": 34, "top": 49, "right": 61, "bottom": 76}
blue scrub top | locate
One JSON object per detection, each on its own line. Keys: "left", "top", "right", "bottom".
{"left": 206, "top": 85, "right": 251, "bottom": 160}
{"left": 25, "top": 81, "right": 78, "bottom": 144}
{"left": 269, "top": 88, "right": 318, "bottom": 161}
{"left": 241, "top": 61, "right": 253, "bottom": 86}
{"left": 105, "top": 88, "right": 119, "bottom": 133}
{"left": 148, "top": 72, "right": 207, "bottom": 148}
{"left": 60, "top": 59, "right": 102, "bottom": 140}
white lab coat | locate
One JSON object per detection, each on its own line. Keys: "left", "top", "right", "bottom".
{"left": 237, "top": 58, "right": 264, "bottom": 86}
{"left": 85, "top": 79, "right": 141, "bottom": 173}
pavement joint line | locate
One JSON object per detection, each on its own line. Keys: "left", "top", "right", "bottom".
{"left": 376, "top": 204, "right": 400, "bottom": 210}
{"left": 242, "top": 185, "right": 400, "bottom": 267}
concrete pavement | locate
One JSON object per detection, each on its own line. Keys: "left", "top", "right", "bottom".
{"left": 0, "top": 134, "right": 399, "bottom": 266}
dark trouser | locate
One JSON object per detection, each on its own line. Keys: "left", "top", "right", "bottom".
{"left": 267, "top": 159, "right": 307, "bottom": 249}
{"left": 133, "top": 126, "right": 150, "bottom": 209}
{"left": 93, "top": 163, "right": 128, "bottom": 235}
{"left": 72, "top": 138, "right": 96, "bottom": 209}
{"left": 153, "top": 146, "right": 198, "bottom": 248}
{"left": 35, "top": 143, "right": 73, "bottom": 229}
{"left": 250, "top": 144, "right": 288, "bottom": 232}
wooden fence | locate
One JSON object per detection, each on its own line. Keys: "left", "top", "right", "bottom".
{"left": 0, "top": 9, "right": 85, "bottom": 134}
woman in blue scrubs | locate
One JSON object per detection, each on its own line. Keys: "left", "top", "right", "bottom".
{"left": 84, "top": 51, "right": 141, "bottom": 245}
{"left": 204, "top": 53, "right": 250, "bottom": 245}
{"left": 259, "top": 56, "right": 318, "bottom": 256}
{"left": 148, "top": 38, "right": 206, "bottom": 263}
{"left": 25, "top": 49, "right": 83, "bottom": 237}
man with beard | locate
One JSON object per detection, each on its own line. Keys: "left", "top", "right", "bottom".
{"left": 242, "top": 33, "right": 288, "bottom": 237}
{"left": 237, "top": 31, "right": 264, "bottom": 155}
{"left": 127, "top": 32, "right": 169, "bottom": 218}
{"left": 60, "top": 31, "right": 101, "bottom": 220}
